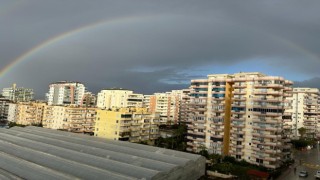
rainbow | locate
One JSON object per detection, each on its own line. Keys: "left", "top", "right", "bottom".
{"left": 1, "top": 13, "right": 318, "bottom": 81}
{"left": 0, "top": 15, "right": 154, "bottom": 79}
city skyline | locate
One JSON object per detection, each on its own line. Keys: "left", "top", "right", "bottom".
{"left": 0, "top": 0, "right": 320, "bottom": 98}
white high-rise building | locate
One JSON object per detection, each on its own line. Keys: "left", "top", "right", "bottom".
{"left": 46, "top": 81, "right": 86, "bottom": 105}
{"left": 288, "top": 88, "right": 320, "bottom": 138}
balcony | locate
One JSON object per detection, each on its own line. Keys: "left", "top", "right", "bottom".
{"left": 252, "top": 112, "right": 282, "bottom": 117}
{"left": 233, "top": 96, "right": 246, "bottom": 101}
{"left": 231, "top": 117, "right": 245, "bottom": 121}
{"left": 254, "top": 83, "right": 284, "bottom": 89}
{"left": 233, "top": 90, "right": 246, "bottom": 95}
{"left": 252, "top": 97, "right": 283, "bottom": 102}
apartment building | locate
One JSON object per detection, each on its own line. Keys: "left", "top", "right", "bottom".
{"left": 186, "top": 72, "right": 293, "bottom": 169}
{"left": 7, "top": 103, "right": 17, "bottom": 122}
{"left": 0, "top": 96, "right": 12, "bottom": 124}
{"left": 94, "top": 108, "right": 160, "bottom": 143}
{"left": 46, "top": 81, "right": 86, "bottom": 105}
{"left": 287, "top": 88, "right": 320, "bottom": 138}
{"left": 80, "top": 92, "right": 97, "bottom": 107}
{"left": 15, "top": 102, "right": 46, "bottom": 125}
{"left": 179, "top": 89, "right": 191, "bottom": 124}
{"left": 97, "top": 88, "right": 144, "bottom": 109}
{"left": 43, "top": 105, "right": 96, "bottom": 134}
{"left": 148, "top": 91, "right": 182, "bottom": 125}
{"left": 2, "top": 83, "right": 34, "bottom": 102}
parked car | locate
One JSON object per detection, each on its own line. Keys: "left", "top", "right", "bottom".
{"left": 299, "top": 171, "right": 308, "bottom": 177}
{"left": 315, "top": 170, "right": 320, "bottom": 179}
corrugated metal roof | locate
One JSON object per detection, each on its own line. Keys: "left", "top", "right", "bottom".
{"left": 0, "top": 126, "right": 205, "bottom": 180}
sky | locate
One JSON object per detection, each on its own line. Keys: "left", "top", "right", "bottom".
{"left": 0, "top": 0, "right": 320, "bottom": 99}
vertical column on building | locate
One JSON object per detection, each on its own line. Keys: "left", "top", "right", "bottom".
{"left": 223, "top": 81, "right": 233, "bottom": 156}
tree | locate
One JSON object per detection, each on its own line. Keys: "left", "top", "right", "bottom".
{"left": 298, "top": 127, "right": 307, "bottom": 139}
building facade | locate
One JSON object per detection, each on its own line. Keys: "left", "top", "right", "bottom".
{"left": 46, "top": 81, "right": 86, "bottom": 105}
{"left": 7, "top": 103, "right": 17, "bottom": 122}
{"left": 185, "top": 72, "right": 293, "bottom": 169}
{"left": 15, "top": 102, "right": 46, "bottom": 125}
{"left": 147, "top": 91, "right": 182, "bottom": 125}
{"left": 0, "top": 97, "right": 12, "bottom": 124}
{"left": 288, "top": 88, "right": 320, "bottom": 138}
{"left": 43, "top": 105, "right": 96, "bottom": 134}
{"left": 94, "top": 108, "right": 160, "bottom": 143}
{"left": 96, "top": 88, "right": 144, "bottom": 109}
{"left": 2, "top": 84, "right": 34, "bottom": 102}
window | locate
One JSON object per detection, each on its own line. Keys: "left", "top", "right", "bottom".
{"left": 256, "top": 158, "right": 263, "bottom": 164}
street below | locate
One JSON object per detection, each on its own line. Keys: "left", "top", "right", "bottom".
{"left": 277, "top": 145, "right": 320, "bottom": 180}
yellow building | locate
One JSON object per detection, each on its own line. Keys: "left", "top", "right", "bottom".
{"left": 94, "top": 108, "right": 160, "bottom": 143}
{"left": 15, "top": 102, "right": 46, "bottom": 125}
{"left": 43, "top": 105, "right": 97, "bottom": 134}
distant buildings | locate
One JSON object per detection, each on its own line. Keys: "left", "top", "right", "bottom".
{"left": 185, "top": 72, "right": 293, "bottom": 169}
{"left": 46, "top": 81, "right": 86, "bottom": 106}
{"left": 94, "top": 108, "right": 160, "bottom": 143}
{"left": 2, "top": 83, "right": 34, "bottom": 102}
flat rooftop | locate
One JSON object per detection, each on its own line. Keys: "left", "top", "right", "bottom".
{"left": 0, "top": 126, "right": 205, "bottom": 180}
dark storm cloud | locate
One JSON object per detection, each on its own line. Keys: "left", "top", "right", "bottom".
{"left": 294, "top": 77, "right": 320, "bottom": 89}
{"left": 0, "top": 0, "right": 319, "bottom": 98}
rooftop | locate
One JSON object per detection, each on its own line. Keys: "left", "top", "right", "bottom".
{"left": 0, "top": 126, "right": 205, "bottom": 180}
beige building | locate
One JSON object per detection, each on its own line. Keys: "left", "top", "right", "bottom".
{"left": 43, "top": 105, "right": 96, "bottom": 134}
{"left": 185, "top": 72, "right": 293, "bottom": 169}
{"left": 96, "top": 88, "right": 144, "bottom": 109}
{"left": 148, "top": 91, "right": 182, "bottom": 125}
{"left": 94, "top": 108, "right": 160, "bottom": 143}
{"left": 287, "top": 88, "right": 320, "bottom": 138}
{"left": 15, "top": 102, "right": 46, "bottom": 125}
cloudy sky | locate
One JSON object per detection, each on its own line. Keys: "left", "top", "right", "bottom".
{"left": 0, "top": 0, "right": 319, "bottom": 98}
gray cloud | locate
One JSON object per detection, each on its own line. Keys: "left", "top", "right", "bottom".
{"left": 0, "top": 0, "right": 319, "bottom": 98}
{"left": 294, "top": 77, "right": 320, "bottom": 89}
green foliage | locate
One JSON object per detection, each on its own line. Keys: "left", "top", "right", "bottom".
{"left": 298, "top": 127, "right": 307, "bottom": 139}
{"left": 291, "top": 139, "right": 315, "bottom": 149}
{"left": 199, "top": 149, "right": 209, "bottom": 158}
{"left": 155, "top": 124, "right": 187, "bottom": 151}
{"left": 8, "top": 122, "right": 26, "bottom": 128}
{"left": 223, "top": 156, "right": 236, "bottom": 163}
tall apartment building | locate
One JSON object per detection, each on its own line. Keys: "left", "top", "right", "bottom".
{"left": 94, "top": 108, "right": 160, "bottom": 143}
{"left": 46, "top": 81, "right": 86, "bottom": 105}
{"left": 2, "top": 83, "right": 34, "bottom": 102}
{"left": 287, "top": 88, "right": 320, "bottom": 138}
{"left": 148, "top": 91, "right": 182, "bottom": 125}
{"left": 15, "top": 102, "right": 46, "bottom": 125}
{"left": 186, "top": 72, "right": 293, "bottom": 169}
{"left": 43, "top": 105, "right": 96, "bottom": 134}
{"left": 179, "top": 89, "right": 191, "bottom": 124}
{"left": 96, "top": 88, "right": 144, "bottom": 109}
